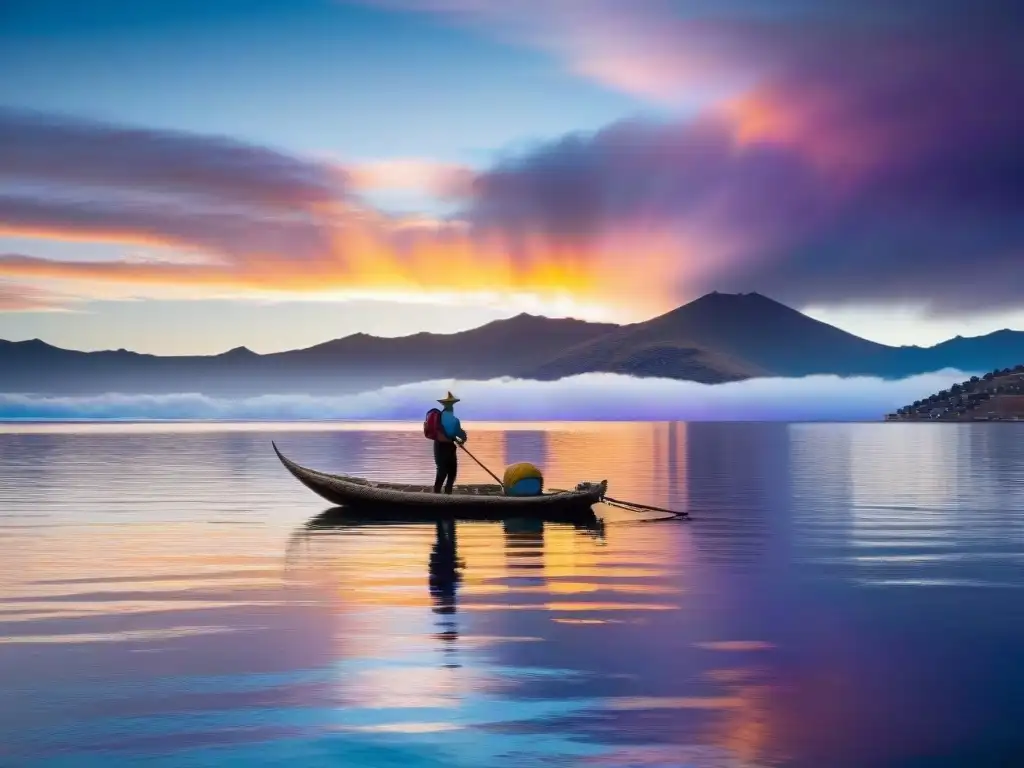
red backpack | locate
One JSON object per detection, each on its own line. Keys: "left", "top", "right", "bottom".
{"left": 423, "top": 408, "right": 443, "bottom": 441}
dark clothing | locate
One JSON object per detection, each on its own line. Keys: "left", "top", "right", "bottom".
{"left": 433, "top": 440, "right": 458, "bottom": 493}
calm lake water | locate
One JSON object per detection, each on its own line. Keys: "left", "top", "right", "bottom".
{"left": 2, "top": 421, "right": 1024, "bottom": 767}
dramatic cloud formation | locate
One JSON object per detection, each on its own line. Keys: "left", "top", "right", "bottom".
{"left": 3, "top": 0, "right": 1024, "bottom": 317}
{"left": 361, "top": 0, "right": 1024, "bottom": 313}
{"left": 0, "top": 370, "right": 971, "bottom": 422}
{"left": 0, "top": 110, "right": 618, "bottom": 312}
{"left": 436, "top": 0, "right": 1024, "bottom": 310}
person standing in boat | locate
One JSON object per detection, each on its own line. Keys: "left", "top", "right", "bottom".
{"left": 427, "top": 391, "right": 468, "bottom": 494}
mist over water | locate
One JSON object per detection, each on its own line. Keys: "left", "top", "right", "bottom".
{"left": 0, "top": 369, "right": 972, "bottom": 422}
{"left": 2, "top": 421, "right": 1024, "bottom": 766}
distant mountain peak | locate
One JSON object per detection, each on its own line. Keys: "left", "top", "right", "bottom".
{"left": 10, "top": 338, "right": 57, "bottom": 350}
{"left": 688, "top": 290, "right": 782, "bottom": 307}
{"left": 650, "top": 291, "right": 800, "bottom": 329}
{"left": 698, "top": 290, "right": 764, "bottom": 297}
{"left": 218, "top": 345, "right": 257, "bottom": 358}
{"left": 473, "top": 312, "right": 606, "bottom": 334}
{"left": 504, "top": 311, "right": 562, "bottom": 324}
{"left": 513, "top": 311, "right": 596, "bottom": 323}
{"left": 933, "top": 327, "right": 1023, "bottom": 347}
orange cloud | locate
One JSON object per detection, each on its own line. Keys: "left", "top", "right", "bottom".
{"left": 0, "top": 193, "right": 331, "bottom": 262}
{"left": 346, "top": 158, "right": 475, "bottom": 198}
{"left": 0, "top": 224, "right": 187, "bottom": 251}
{"left": 722, "top": 88, "right": 886, "bottom": 183}
{"left": 0, "top": 210, "right": 680, "bottom": 319}
{"left": 0, "top": 280, "right": 75, "bottom": 312}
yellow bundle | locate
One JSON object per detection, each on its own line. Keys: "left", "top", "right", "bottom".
{"left": 503, "top": 462, "right": 544, "bottom": 497}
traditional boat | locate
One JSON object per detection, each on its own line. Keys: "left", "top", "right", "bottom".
{"left": 272, "top": 442, "right": 607, "bottom": 522}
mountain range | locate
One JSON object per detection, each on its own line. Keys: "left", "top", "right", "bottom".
{"left": 3, "top": 292, "right": 1024, "bottom": 396}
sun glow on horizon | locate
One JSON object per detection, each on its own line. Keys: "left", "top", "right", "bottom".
{"left": 0, "top": 219, "right": 677, "bottom": 324}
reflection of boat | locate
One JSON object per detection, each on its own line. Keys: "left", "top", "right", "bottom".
{"left": 503, "top": 517, "right": 547, "bottom": 581}
{"left": 284, "top": 511, "right": 607, "bottom": 666}
{"left": 302, "top": 508, "right": 606, "bottom": 536}
{"left": 502, "top": 517, "right": 545, "bottom": 536}
{"left": 273, "top": 442, "right": 607, "bottom": 521}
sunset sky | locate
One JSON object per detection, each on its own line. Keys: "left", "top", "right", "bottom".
{"left": 1, "top": 0, "right": 1022, "bottom": 354}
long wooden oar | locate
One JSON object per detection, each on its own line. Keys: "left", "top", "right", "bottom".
{"left": 549, "top": 487, "right": 689, "bottom": 519}
{"left": 457, "top": 442, "right": 504, "bottom": 489}
{"left": 598, "top": 495, "right": 688, "bottom": 520}
{"left": 603, "top": 495, "right": 689, "bottom": 518}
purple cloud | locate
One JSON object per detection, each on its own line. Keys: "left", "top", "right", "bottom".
{"left": 444, "top": 0, "right": 1024, "bottom": 313}
{"left": 0, "top": 194, "right": 332, "bottom": 263}
{"left": 0, "top": 108, "right": 345, "bottom": 209}
{"left": 0, "top": 110, "right": 344, "bottom": 267}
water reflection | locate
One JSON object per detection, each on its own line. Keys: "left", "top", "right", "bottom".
{"left": 685, "top": 422, "right": 791, "bottom": 570}
{"left": 428, "top": 520, "right": 461, "bottom": 665}
{"left": 502, "top": 517, "right": 546, "bottom": 587}
{"left": 3, "top": 422, "right": 1024, "bottom": 766}
{"left": 790, "top": 423, "right": 1024, "bottom": 588}
{"left": 502, "top": 430, "right": 549, "bottom": 470}
{"left": 663, "top": 421, "right": 689, "bottom": 514}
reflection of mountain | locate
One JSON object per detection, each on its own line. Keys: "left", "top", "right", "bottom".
{"left": 8, "top": 292, "right": 1024, "bottom": 395}
{"left": 658, "top": 421, "right": 689, "bottom": 515}
{"left": 502, "top": 430, "right": 549, "bottom": 472}
{"left": 790, "top": 423, "right": 1024, "bottom": 585}
{"left": 685, "top": 422, "right": 792, "bottom": 568}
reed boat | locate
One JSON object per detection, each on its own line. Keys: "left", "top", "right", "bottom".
{"left": 272, "top": 442, "right": 607, "bottom": 522}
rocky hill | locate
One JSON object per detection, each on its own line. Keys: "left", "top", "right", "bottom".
{"left": 886, "top": 366, "right": 1024, "bottom": 421}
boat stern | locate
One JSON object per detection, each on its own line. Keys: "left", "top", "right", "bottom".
{"left": 573, "top": 480, "right": 608, "bottom": 502}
